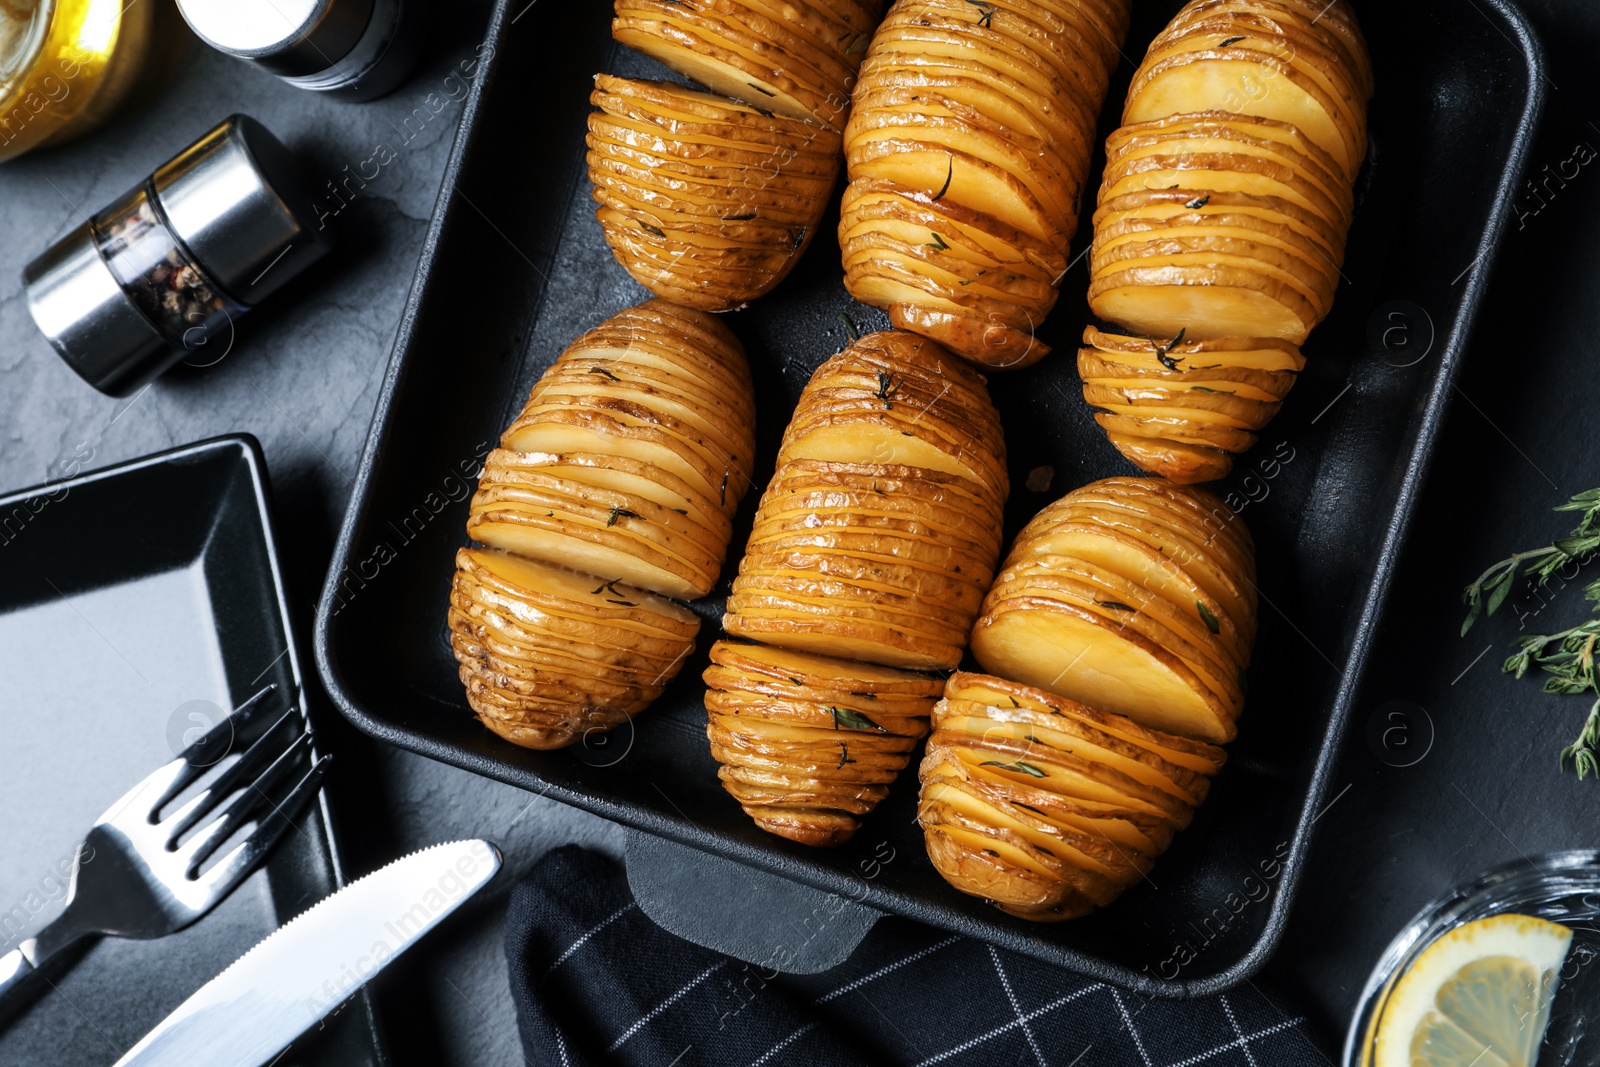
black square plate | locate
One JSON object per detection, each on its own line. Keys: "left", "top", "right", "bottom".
{"left": 0, "top": 436, "right": 384, "bottom": 1063}
{"left": 314, "top": 0, "right": 1546, "bottom": 995}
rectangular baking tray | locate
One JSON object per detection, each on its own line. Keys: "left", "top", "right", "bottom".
{"left": 313, "top": 0, "right": 1545, "bottom": 995}
{"left": 0, "top": 436, "right": 386, "bottom": 1061}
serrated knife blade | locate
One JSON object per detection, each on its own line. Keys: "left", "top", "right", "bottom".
{"left": 114, "top": 839, "right": 502, "bottom": 1067}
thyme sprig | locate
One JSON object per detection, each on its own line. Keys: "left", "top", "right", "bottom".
{"left": 1461, "top": 488, "right": 1600, "bottom": 635}
{"left": 1463, "top": 488, "right": 1600, "bottom": 778}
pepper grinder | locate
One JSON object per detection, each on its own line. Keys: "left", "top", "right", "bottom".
{"left": 175, "top": 0, "right": 427, "bottom": 101}
{"left": 23, "top": 114, "right": 333, "bottom": 396}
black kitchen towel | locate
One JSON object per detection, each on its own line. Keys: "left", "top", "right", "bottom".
{"left": 505, "top": 846, "right": 1332, "bottom": 1067}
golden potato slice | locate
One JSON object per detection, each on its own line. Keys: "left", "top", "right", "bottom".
{"left": 779, "top": 331, "right": 1008, "bottom": 499}
{"left": 1095, "top": 186, "right": 1342, "bottom": 264}
{"left": 704, "top": 640, "right": 940, "bottom": 846}
{"left": 973, "top": 590, "right": 1237, "bottom": 743}
{"left": 992, "top": 557, "right": 1239, "bottom": 696}
{"left": 923, "top": 749, "right": 1173, "bottom": 856}
{"left": 1089, "top": 262, "right": 1320, "bottom": 343}
{"left": 915, "top": 664, "right": 1241, "bottom": 919}
{"left": 1124, "top": 49, "right": 1364, "bottom": 182}
{"left": 922, "top": 821, "right": 1095, "bottom": 921}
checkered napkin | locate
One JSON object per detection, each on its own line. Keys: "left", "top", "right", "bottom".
{"left": 504, "top": 846, "right": 1331, "bottom": 1067}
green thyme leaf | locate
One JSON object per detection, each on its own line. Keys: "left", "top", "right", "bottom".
{"left": 979, "top": 759, "right": 1046, "bottom": 778}
{"left": 831, "top": 706, "right": 887, "bottom": 732}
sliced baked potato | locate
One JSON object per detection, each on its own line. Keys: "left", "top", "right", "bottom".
{"left": 705, "top": 639, "right": 942, "bottom": 845}
{"left": 1080, "top": 325, "right": 1304, "bottom": 483}
{"left": 474, "top": 299, "right": 756, "bottom": 600}
{"left": 450, "top": 548, "right": 701, "bottom": 749}
{"left": 918, "top": 671, "right": 1226, "bottom": 919}
{"left": 724, "top": 330, "right": 1007, "bottom": 670}
{"left": 587, "top": 75, "right": 843, "bottom": 311}
{"left": 838, "top": 0, "right": 1132, "bottom": 369}
{"left": 612, "top": 0, "right": 883, "bottom": 130}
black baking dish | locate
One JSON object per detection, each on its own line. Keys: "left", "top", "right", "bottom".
{"left": 0, "top": 436, "right": 385, "bottom": 1062}
{"left": 314, "top": 0, "right": 1546, "bottom": 995}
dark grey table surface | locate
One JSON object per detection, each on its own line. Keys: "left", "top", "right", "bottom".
{"left": 0, "top": 0, "right": 1596, "bottom": 1061}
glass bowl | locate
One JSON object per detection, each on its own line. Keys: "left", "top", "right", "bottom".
{"left": 1345, "top": 851, "right": 1600, "bottom": 1067}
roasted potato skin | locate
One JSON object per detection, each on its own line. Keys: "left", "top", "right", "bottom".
{"left": 725, "top": 330, "right": 1007, "bottom": 671}
{"left": 837, "top": 0, "right": 1132, "bottom": 369}
{"left": 450, "top": 548, "right": 701, "bottom": 749}
{"left": 918, "top": 671, "right": 1227, "bottom": 920}
{"left": 612, "top": 0, "right": 884, "bottom": 131}
{"left": 587, "top": 76, "right": 843, "bottom": 312}
{"left": 1079, "top": 326, "right": 1305, "bottom": 484}
{"left": 704, "top": 640, "right": 942, "bottom": 846}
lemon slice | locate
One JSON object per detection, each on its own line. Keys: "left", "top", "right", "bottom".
{"left": 1373, "top": 913, "right": 1573, "bottom": 1067}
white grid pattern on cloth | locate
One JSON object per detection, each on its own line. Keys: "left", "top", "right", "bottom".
{"left": 987, "top": 945, "right": 1047, "bottom": 1067}
{"left": 911, "top": 984, "right": 1107, "bottom": 1066}
{"left": 1162, "top": 1019, "right": 1304, "bottom": 1067}
{"left": 526, "top": 857, "right": 1324, "bottom": 1067}
{"left": 749, "top": 1022, "right": 818, "bottom": 1066}
{"left": 815, "top": 937, "right": 961, "bottom": 1003}
{"left": 582, "top": 922, "right": 1318, "bottom": 1067}
{"left": 1113, "top": 989, "right": 1156, "bottom": 1066}
{"left": 1221, "top": 995, "right": 1259, "bottom": 1067}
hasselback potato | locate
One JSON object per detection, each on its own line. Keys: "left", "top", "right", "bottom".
{"left": 704, "top": 640, "right": 942, "bottom": 845}
{"left": 839, "top": 0, "right": 1131, "bottom": 369}
{"left": 724, "top": 330, "right": 1007, "bottom": 671}
{"left": 921, "top": 476, "right": 1254, "bottom": 917}
{"left": 711, "top": 329, "right": 1007, "bottom": 843}
{"left": 470, "top": 300, "right": 755, "bottom": 602}
{"left": 612, "top": 0, "right": 884, "bottom": 130}
{"left": 450, "top": 300, "right": 757, "bottom": 749}
{"left": 918, "top": 671, "right": 1226, "bottom": 920}
{"left": 1082, "top": 0, "right": 1371, "bottom": 482}
{"left": 586, "top": 75, "right": 843, "bottom": 311}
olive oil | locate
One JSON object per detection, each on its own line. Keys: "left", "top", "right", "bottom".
{"left": 0, "top": 0, "right": 151, "bottom": 162}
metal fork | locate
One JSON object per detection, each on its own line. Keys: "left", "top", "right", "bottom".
{"left": 0, "top": 686, "right": 330, "bottom": 1017}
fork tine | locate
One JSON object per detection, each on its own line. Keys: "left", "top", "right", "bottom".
{"left": 163, "top": 707, "right": 300, "bottom": 840}
{"left": 195, "top": 756, "right": 330, "bottom": 897}
{"left": 177, "top": 734, "right": 313, "bottom": 871}
{"left": 151, "top": 684, "right": 285, "bottom": 814}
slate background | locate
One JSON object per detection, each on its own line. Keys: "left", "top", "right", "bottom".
{"left": 0, "top": 0, "right": 1595, "bottom": 1060}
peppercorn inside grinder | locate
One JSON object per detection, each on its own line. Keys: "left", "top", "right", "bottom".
{"left": 22, "top": 114, "right": 333, "bottom": 397}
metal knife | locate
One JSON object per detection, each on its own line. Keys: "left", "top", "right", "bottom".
{"left": 114, "top": 839, "right": 503, "bottom": 1067}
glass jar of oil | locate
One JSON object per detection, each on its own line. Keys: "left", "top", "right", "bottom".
{"left": 0, "top": 0, "right": 152, "bottom": 163}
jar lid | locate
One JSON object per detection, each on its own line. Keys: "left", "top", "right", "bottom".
{"left": 153, "top": 114, "right": 332, "bottom": 306}
{"left": 174, "top": 0, "right": 376, "bottom": 78}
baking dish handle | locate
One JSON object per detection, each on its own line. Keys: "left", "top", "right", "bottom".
{"left": 624, "top": 829, "right": 879, "bottom": 975}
